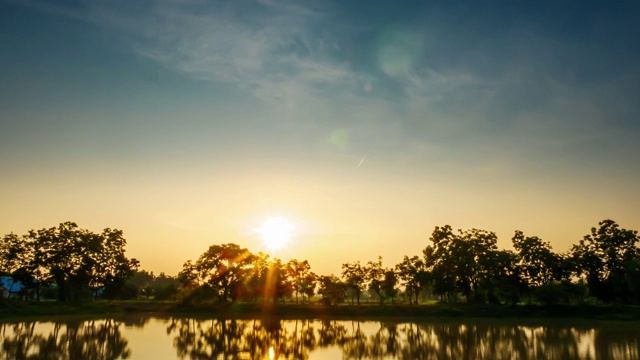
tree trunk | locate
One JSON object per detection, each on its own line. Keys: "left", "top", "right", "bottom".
{"left": 7, "top": 280, "right": 15, "bottom": 300}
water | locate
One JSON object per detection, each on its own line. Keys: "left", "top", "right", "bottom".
{"left": 1, "top": 316, "right": 639, "bottom": 359}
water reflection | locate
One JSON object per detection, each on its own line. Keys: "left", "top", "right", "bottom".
{"left": 0, "top": 319, "right": 130, "bottom": 359}
{"left": 1, "top": 317, "right": 638, "bottom": 359}
{"left": 165, "top": 318, "right": 640, "bottom": 360}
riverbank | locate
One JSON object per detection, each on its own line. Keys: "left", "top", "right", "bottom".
{"left": 3, "top": 301, "right": 640, "bottom": 321}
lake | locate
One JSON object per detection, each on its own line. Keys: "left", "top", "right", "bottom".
{"left": 1, "top": 316, "right": 639, "bottom": 359}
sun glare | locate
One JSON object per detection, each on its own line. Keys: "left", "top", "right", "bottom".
{"left": 255, "top": 216, "right": 295, "bottom": 251}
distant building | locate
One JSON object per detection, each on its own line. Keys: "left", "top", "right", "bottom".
{"left": 0, "top": 276, "right": 23, "bottom": 298}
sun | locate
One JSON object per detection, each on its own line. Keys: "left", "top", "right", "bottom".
{"left": 255, "top": 216, "right": 295, "bottom": 251}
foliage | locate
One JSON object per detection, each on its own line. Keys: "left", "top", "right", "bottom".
{"left": 178, "top": 246, "right": 298, "bottom": 303}
{"left": 571, "top": 219, "right": 639, "bottom": 303}
{"left": 382, "top": 269, "right": 398, "bottom": 303}
{"left": 366, "top": 257, "right": 387, "bottom": 304}
{"left": 512, "top": 231, "right": 557, "bottom": 289}
{"left": 395, "top": 255, "right": 429, "bottom": 304}
{"left": 341, "top": 261, "right": 366, "bottom": 305}
{"left": 5, "top": 218, "right": 640, "bottom": 308}
{"left": 192, "top": 243, "right": 254, "bottom": 302}
{"left": 533, "top": 282, "right": 570, "bottom": 305}
{"left": 128, "top": 270, "right": 180, "bottom": 301}
{"left": 0, "top": 222, "right": 138, "bottom": 302}
{"left": 318, "top": 275, "right": 346, "bottom": 305}
{"left": 424, "top": 226, "right": 501, "bottom": 303}
{"left": 286, "top": 259, "right": 315, "bottom": 304}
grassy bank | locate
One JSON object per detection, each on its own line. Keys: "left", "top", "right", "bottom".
{"left": 0, "top": 300, "right": 121, "bottom": 321}
{"left": 3, "top": 300, "right": 640, "bottom": 321}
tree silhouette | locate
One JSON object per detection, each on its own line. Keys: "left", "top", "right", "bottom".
{"left": 0, "top": 222, "right": 137, "bottom": 302}
{"left": 382, "top": 268, "right": 398, "bottom": 304}
{"left": 194, "top": 243, "right": 254, "bottom": 302}
{"left": 512, "top": 230, "right": 557, "bottom": 297}
{"left": 286, "top": 259, "right": 313, "bottom": 304}
{"left": 395, "top": 255, "right": 429, "bottom": 304}
{"left": 341, "top": 261, "right": 366, "bottom": 305}
{"left": 425, "top": 226, "right": 516, "bottom": 303}
{"left": 571, "top": 219, "right": 639, "bottom": 303}
{"left": 317, "top": 275, "right": 346, "bottom": 305}
{"left": 366, "top": 256, "right": 390, "bottom": 304}
{"left": 0, "top": 233, "right": 26, "bottom": 299}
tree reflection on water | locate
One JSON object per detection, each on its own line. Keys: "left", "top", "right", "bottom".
{"left": 166, "top": 318, "right": 640, "bottom": 360}
{"left": 1, "top": 317, "right": 638, "bottom": 359}
{"left": 0, "top": 319, "right": 130, "bottom": 359}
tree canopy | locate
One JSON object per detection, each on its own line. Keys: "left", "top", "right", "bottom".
{"left": 1, "top": 222, "right": 138, "bottom": 301}
{"left": 3, "top": 218, "right": 639, "bottom": 306}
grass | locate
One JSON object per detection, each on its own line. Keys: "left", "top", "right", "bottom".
{"left": 2, "top": 299, "right": 640, "bottom": 321}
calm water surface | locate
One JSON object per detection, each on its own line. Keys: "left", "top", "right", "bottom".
{"left": 1, "top": 315, "right": 639, "bottom": 359}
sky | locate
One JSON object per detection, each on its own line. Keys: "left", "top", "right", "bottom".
{"left": 1, "top": 0, "right": 639, "bottom": 277}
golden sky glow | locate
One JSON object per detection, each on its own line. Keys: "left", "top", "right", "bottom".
{"left": 1, "top": 157, "right": 639, "bottom": 276}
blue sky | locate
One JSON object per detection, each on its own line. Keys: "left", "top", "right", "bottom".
{"left": 1, "top": 0, "right": 639, "bottom": 274}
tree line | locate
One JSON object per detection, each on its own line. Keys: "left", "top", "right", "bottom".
{"left": 1, "top": 219, "right": 639, "bottom": 305}
{"left": 173, "top": 219, "right": 640, "bottom": 305}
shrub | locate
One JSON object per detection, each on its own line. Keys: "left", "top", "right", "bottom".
{"left": 534, "top": 282, "right": 570, "bottom": 305}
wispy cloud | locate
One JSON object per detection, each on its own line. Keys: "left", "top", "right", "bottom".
{"left": 7, "top": 0, "right": 638, "bottom": 173}
{"left": 15, "top": 0, "right": 358, "bottom": 106}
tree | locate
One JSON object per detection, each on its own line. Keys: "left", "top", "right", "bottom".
{"left": 25, "top": 222, "right": 137, "bottom": 302}
{"left": 341, "top": 261, "right": 366, "bottom": 305}
{"left": 154, "top": 283, "right": 178, "bottom": 301}
{"left": 270, "top": 258, "right": 293, "bottom": 303}
{"left": 424, "top": 225, "right": 500, "bottom": 303}
{"left": 512, "top": 231, "right": 557, "bottom": 296}
{"left": 300, "top": 272, "right": 317, "bottom": 303}
{"left": 366, "top": 257, "right": 386, "bottom": 304}
{"left": 95, "top": 228, "right": 140, "bottom": 299}
{"left": 460, "top": 228, "right": 499, "bottom": 302}
{"left": 194, "top": 243, "right": 254, "bottom": 302}
{"left": 286, "top": 259, "right": 312, "bottom": 304}
{"left": 0, "top": 233, "right": 26, "bottom": 299}
{"left": 424, "top": 225, "right": 457, "bottom": 302}
{"left": 243, "top": 252, "right": 270, "bottom": 303}
{"left": 382, "top": 269, "right": 398, "bottom": 304}
{"left": 571, "top": 219, "right": 639, "bottom": 303}
{"left": 626, "top": 255, "right": 640, "bottom": 304}
{"left": 140, "top": 285, "right": 154, "bottom": 300}
{"left": 130, "top": 270, "right": 155, "bottom": 289}
{"left": 318, "top": 275, "right": 346, "bottom": 306}
{"left": 178, "top": 260, "right": 199, "bottom": 289}
{"left": 395, "top": 256, "right": 429, "bottom": 304}
{"left": 11, "top": 232, "right": 51, "bottom": 301}
{"left": 484, "top": 249, "right": 522, "bottom": 304}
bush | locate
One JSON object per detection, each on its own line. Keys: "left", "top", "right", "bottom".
{"left": 470, "top": 291, "right": 487, "bottom": 304}
{"left": 180, "top": 285, "right": 218, "bottom": 304}
{"left": 534, "top": 282, "right": 570, "bottom": 305}
{"left": 118, "top": 283, "right": 139, "bottom": 300}
{"left": 154, "top": 284, "right": 177, "bottom": 301}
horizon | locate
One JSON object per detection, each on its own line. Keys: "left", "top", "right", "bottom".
{"left": 1, "top": 0, "right": 639, "bottom": 277}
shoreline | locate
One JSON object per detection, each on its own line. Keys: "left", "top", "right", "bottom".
{"left": 2, "top": 301, "right": 640, "bottom": 322}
